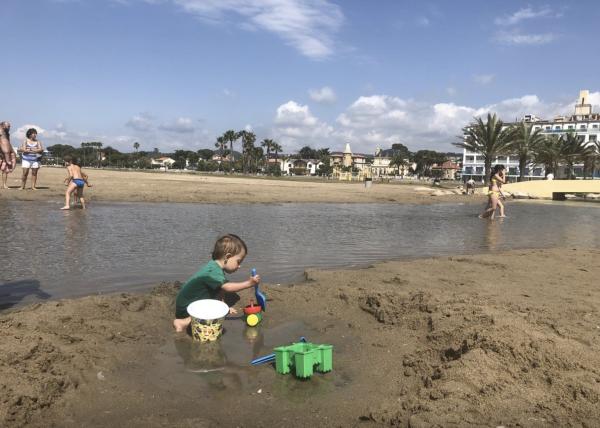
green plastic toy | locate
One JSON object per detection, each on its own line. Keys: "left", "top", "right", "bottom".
{"left": 274, "top": 341, "right": 333, "bottom": 378}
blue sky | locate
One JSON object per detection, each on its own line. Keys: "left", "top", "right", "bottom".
{"left": 3, "top": 0, "right": 600, "bottom": 154}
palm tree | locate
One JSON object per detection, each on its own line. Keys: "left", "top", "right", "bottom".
{"left": 560, "top": 132, "right": 592, "bottom": 179}
{"left": 272, "top": 142, "right": 282, "bottom": 162}
{"left": 507, "top": 122, "right": 546, "bottom": 182}
{"left": 534, "top": 135, "right": 562, "bottom": 178}
{"left": 239, "top": 130, "right": 256, "bottom": 173}
{"left": 133, "top": 142, "right": 140, "bottom": 153}
{"left": 214, "top": 136, "right": 226, "bottom": 171}
{"left": 222, "top": 130, "right": 238, "bottom": 172}
{"left": 261, "top": 139, "right": 274, "bottom": 164}
{"left": 454, "top": 113, "right": 512, "bottom": 184}
{"left": 389, "top": 154, "right": 407, "bottom": 177}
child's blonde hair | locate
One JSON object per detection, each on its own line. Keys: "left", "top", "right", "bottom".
{"left": 212, "top": 234, "right": 247, "bottom": 260}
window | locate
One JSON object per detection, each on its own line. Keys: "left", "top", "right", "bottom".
{"left": 580, "top": 125, "right": 586, "bottom": 129}
{"left": 545, "top": 126, "right": 551, "bottom": 130}
{"left": 554, "top": 126, "right": 561, "bottom": 130}
{"left": 465, "top": 167, "right": 473, "bottom": 174}
{"left": 533, "top": 168, "right": 542, "bottom": 176}
{"left": 593, "top": 124, "right": 599, "bottom": 129}
{"left": 466, "top": 156, "right": 474, "bottom": 162}
{"left": 568, "top": 125, "right": 574, "bottom": 129}
{"left": 476, "top": 167, "right": 483, "bottom": 174}
{"left": 509, "top": 167, "right": 517, "bottom": 176}
{"left": 589, "top": 135, "right": 597, "bottom": 142}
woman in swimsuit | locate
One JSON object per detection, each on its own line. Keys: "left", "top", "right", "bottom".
{"left": 20, "top": 128, "right": 44, "bottom": 190}
{"left": 479, "top": 164, "right": 506, "bottom": 219}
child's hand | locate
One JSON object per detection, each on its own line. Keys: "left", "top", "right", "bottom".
{"left": 250, "top": 274, "right": 261, "bottom": 285}
{"left": 229, "top": 307, "right": 238, "bottom": 315}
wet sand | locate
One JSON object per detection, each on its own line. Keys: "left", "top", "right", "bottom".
{"left": 0, "top": 167, "right": 474, "bottom": 204}
{"left": 2, "top": 248, "right": 599, "bottom": 426}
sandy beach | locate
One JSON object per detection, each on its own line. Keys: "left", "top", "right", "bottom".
{"left": 2, "top": 248, "right": 599, "bottom": 427}
{"left": 0, "top": 167, "right": 475, "bottom": 205}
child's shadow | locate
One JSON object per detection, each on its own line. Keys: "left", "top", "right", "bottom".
{"left": 0, "top": 279, "right": 51, "bottom": 311}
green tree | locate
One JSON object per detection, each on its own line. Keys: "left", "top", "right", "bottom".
{"left": 534, "top": 135, "right": 562, "bottom": 177}
{"left": 272, "top": 142, "right": 282, "bottom": 163}
{"left": 559, "top": 132, "right": 593, "bottom": 179}
{"left": 222, "top": 130, "right": 238, "bottom": 172}
{"left": 389, "top": 154, "right": 408, "bottom": 176}
{"left": 454, "top": 113, "right": 512, "bottom": 184}
{"left": 412, "top": 150, "right": 446, "bottom": 177}
{"left": 391, "top": 143, "right": 411, "bottom": 160}
{"left": 197, "top": 149, "right": 214, "bottom": 161}
{"left": 239, "top": 130, "right": 256, "bottom": 173}
{"left": 298, "top": 146, "right": 317, "bottom": 159}
{"left": 214, "top": 136, "right": 226, "bottom": 170}
{"left": 260, "top": 139, "right": 274, "bottom": 170}
{"left": 507, "top": 122, "right": 546, "bottom": 182}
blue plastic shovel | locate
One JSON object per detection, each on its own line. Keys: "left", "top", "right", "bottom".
{"left": 251, "top": 268, "right": 266, "bottom": 312}
{"left": 250, "top": 337, "right": 307, "bottom": 366}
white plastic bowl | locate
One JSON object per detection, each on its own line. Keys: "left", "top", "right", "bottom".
{"left": 187, "top": 299, "right": 229, "bottom": 321}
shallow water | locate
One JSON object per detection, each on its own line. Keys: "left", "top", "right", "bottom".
{"left": 1, "top": 200, "right": 599, "bottom": 309}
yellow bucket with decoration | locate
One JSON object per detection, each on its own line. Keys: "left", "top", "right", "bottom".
{"left": 187, "top": 300, "right": 230, "bottom": 342}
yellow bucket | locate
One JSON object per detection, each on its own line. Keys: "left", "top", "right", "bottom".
{"left": 187, "top": 299, "right": 230, "bottom": 343}
{"left": 190, "top": 317, "right": 224, "bottom": 342}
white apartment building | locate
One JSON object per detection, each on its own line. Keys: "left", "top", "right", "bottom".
{"left": 462, "top": 90, "right": 599, "bottom": 181}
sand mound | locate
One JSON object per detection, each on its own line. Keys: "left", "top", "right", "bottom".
{"left": 0, "top": 284, "right": 179, "bottom": 426}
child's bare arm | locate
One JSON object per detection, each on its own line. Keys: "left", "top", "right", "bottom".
{"left": 221, "top": 274, "right": 261, "bottom": 293}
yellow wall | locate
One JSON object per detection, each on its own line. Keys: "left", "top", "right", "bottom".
{"left": 503, "top": 180, "right": 600, "bottom": 198}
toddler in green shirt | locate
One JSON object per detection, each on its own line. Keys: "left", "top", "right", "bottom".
{"left": 173, "top": 234, "right": 261, "bottom": 332}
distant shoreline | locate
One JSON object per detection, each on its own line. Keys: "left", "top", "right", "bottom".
{"left": 0, "top": 166, "right": 480, "bottom": 205}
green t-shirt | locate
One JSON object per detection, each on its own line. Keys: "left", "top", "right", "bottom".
{"left": 175, "top": 260, "right": 226, "bottom": 318}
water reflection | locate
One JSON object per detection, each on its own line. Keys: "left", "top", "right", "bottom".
{"left": 484, "top": 219, "right": 503, "bottom": 251}
{"left": 2, "top": 201, "right": 599, "bottom": 304}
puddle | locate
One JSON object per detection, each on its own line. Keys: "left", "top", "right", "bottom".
{"left": 151, "top": 318, "right": 353, "bottom": 399}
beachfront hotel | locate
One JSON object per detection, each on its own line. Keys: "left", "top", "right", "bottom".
{"left": 461, "top": 90, "right": 600, "bottom": 181}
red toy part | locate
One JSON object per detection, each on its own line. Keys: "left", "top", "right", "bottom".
{"left": 244, "top": 302, "right": 262, "bottom": 315}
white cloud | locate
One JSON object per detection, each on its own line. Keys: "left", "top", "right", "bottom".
{"left": 268, "top": 91, "right": 600, "bottom": 154}
{"left": 495, "top": 6, "right": 554, "bottom": 26}
{"left": 273, "top": 100, "right": 333, "bottom": 149}
{"left": 308, "top": 86, "right": 336, "bottom": 103}
{"left": 168, "top": 0, "right": 344, "bottom": 59}
{"left": 473, "top": 74, "right": 495, "bottom": 85}
{"left": 125, "top": 113, "right": 154, "bottom": 131}
{"left": 416, "top": 16, "right": 430, "bottom": 27}
{"left": 158, "top": 117, "right": 195, "bottom": 133}
{"left": 494, "top": 31, "right": 557, "bottom": 45}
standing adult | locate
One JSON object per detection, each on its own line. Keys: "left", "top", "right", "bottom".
{"left": 0, "top": 121, "right": 16, "bottom": 173}
{"left": 20, "top": 128, "right": 44, "bottom": 190}
{"left": 2, "top": 145, "right": 18, "bottom": 188}
{"left": 466, "top": 177, "right": 476, "bottom": 195}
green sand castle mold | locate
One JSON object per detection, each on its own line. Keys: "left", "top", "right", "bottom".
{"left": 274, "top": 342, "right": 333, "bottom": 378}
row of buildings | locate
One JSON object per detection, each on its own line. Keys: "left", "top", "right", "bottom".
{"left": 151, "top": 142, "right": 461, "bottom": 179}
{"left": 461, "top": 90, "right": 600, "bottom": 180}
